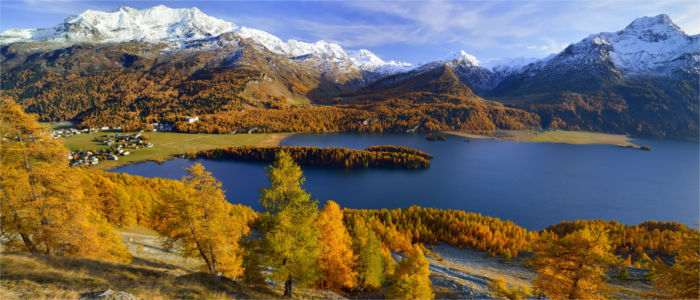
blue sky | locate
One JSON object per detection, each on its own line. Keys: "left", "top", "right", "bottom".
{"left": 1, "top": 0, "right": 698, "bottom": 64}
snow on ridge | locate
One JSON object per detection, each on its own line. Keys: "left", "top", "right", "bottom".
{"left": 581, "top": 14, "right": 699, "bottom": 75}
{"left": 444, "top": 50, "right": 480, "bottom": 66}
{"left": 2, "top": 6, "right": 696, "bottom": 78}
{"left": 236, "top": 26, "right": 411, "bottom": 74}
{"left": 0, "top": 5, "right": 237, "bottom": 44}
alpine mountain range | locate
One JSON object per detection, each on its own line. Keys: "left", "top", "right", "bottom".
{"left": 1, "top": 5, "right": 698, "bottom": 138}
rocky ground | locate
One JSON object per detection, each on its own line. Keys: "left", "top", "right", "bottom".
{"left": 425, "top": 243, "right": 654, "bottom": 299}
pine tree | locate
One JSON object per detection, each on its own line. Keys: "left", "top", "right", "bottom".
{"left": 153, "top": 163, "right": 249, "bottom": 278}
{"left": 529, "top": 226, "right": 621, "bottom": 299}
{"left": 259, "top": 151, "right": 321, "bottom": 297}
{"left": 387, "top": 247, "right": 434, "bottom": 299}
{"left": 317, "top": 200, "right": 357, "bottom": 292}
{"left": 0, "top": 97, "right": 130, "bottom": 262}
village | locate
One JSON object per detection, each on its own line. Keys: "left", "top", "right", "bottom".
{"left": 49, "top": 120, "right": 194, "bottom": 167}
{"left": 68, "top": 132, "right": 154, "bottom": 167}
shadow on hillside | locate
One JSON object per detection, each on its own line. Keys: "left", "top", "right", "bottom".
{"left": 1, "top": 252, "right": 279, "bottom": 299}
{"left": 130, "top": 256, "right": 185, "bottom": 271}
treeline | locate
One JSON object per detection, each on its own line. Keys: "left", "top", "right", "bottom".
{"left": 345, "top": 207, "right": 538, "bottom": 258}
{"left": 188, "top": 145, "right": 432, "bottom": 169}
{"left": 364, "top": 145, "right": 433, "bottom": 159}
{"left": 545, "top": 219, "right": 691, "bottom": 262}
{"left": 176, "top": 98, "right": 540, "bottom": 134}
{"left": 344, "top": 206, "right": 694, "bottom": 261}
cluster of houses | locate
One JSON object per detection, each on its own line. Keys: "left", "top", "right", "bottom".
{"left": 50, "top": 126, "right": 123, "bottom": 139}
{"left": 148, "top": 123, "right": 174, "bottom": 132}
{"left": 69, "top": 150, "right": 101, "bottom": 167}
{"left": 69, "top": 133, "right": 153, "bottom": 167}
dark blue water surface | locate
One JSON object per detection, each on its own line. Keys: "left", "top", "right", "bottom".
{"left": 111, "top": 133, "right": 699, "bottom": 230}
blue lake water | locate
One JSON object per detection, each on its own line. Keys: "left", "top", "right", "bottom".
{"left": 111, "top": 133, "right": 699, "bottom": 230}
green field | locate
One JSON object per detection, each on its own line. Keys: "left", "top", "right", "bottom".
{"left": 63, "top": 132, "right": 291, "bottom": 170}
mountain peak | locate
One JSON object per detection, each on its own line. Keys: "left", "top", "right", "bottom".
{"left": 444, "top": 50, "right": 479, "bottom": 66}
{"left": 624, "top": 14, "right": 679, "bottom": 31}
{"left": 0, "top": 5, "right": 237, "bottom": 44}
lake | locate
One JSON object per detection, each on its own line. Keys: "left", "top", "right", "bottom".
{"left": 111, "top": 133, "right": 699, "bottom": 230}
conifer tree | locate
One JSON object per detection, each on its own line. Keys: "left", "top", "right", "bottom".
{"left": 350, "top": 220, "right": 386, "bottom": 290}
{"left": 0, "top": 97, "right": 130, "bottom": 262}
{"left": 153, "top": 163, "right": 249, "bottom": 277}
{"left": 317, "top": 200, "right": 357, "bottom": 292}
{"left": 259, "top": 151, "right": 321, "bottom": 297}
{"left": 529, "top": 226, "right": 620, "bottom": 299}
{"left": 387, "top": 247, "right": 434, "bottom": 299}
{"left": 651, "top": 230, "right": 699, "bottom": 299}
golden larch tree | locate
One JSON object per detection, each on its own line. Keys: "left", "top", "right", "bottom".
{"left": 0, "top": 97, "right": 130, "bottom": 262}
{"left": 387, "top": 247, "right": 434, "bottom": 299}
{"left": 317, "top": 200, "right": 357, "bottom": 292}
{"left": 529, "top": 226, "right": 620, "bottom": 299}
{"left": 651, "top": 230, "right": 699, "bottom": 299}
{"left": 153, "top": 163, "right": 249, "bottom": 278}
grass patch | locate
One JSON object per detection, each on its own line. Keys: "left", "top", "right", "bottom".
{"left": 445, "top": 130, "right": 637, "bottom": 148}
{"left": 0, "top": 251, "right": 280, "bottom": 299}
{"left": 62, "top": 132, "right": 291, "bottom": 170}
{"left": 530, "top": 130, "right": 634, "bottom": 146}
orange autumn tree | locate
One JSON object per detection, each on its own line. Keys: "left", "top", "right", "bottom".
{"left": 317, "top": 200, "right": 357, "bottom": 292}
{"left": 529, "top": 226, "right": 620, "bottom": 299}
{"left": 154, "top": 163, "right": 250, "bottom": 277}
{"left": 0, "top": 97, "right": 130, "bottom": 262}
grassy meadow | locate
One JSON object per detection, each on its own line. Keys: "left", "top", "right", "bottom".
{"left": 446, "top": 130, "right": 638, "bottom": 148}
{"left": 62, "top": 132, "right": 291, "bottom": 170}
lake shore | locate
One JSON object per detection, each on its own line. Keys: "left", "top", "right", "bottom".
{"left": 444, "top": 130, "right": 642, "bottom": 149}
{"left": 64, "top": 132, "right": 292, "bottom": 170}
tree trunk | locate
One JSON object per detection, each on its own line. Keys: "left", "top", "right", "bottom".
{"left": 20, "top": 232, "right": 39, "bottom": 254}
{"left": 16, "top": 134, "right": 41, "bottom": 254}
{"left": 190, "top": 224, "right": 214, "bottom": 274}
{"left": 283, "top": 276, "right": 293, "bottom": 298}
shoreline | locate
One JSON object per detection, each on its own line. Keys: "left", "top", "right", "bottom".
{"left": 84, "top": 132, "right": 293, "bottom": 171}
{"left": 444, "top": 130, "right": 642, "bottom": 149}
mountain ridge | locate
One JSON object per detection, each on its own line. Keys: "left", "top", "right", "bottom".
{"left": 1, "top": 6, "right": 697, "bottom": 138}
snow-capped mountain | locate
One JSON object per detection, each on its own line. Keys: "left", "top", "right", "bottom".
{"left": 0, "top": 5, "right": 237, "bottom": 44}
{"left": 1, "top": 6, "right": 697, "bottom": 93}
{"left": 440, "top": 50, "right": 538, "bottom": 94}
{"left": 0, "top": 5, "right": 410, "bottom": 77}
{"left": 515, "top": 14, "right": 698, "bottom": 78}
{"left": 234, "top": 27, "right": 411, "bottom": 78}
{"left": 437, "top": 14, "right": 699, "bottom": 96}
{"left": 593, "top": 14, "right": 699, "bottom": 75}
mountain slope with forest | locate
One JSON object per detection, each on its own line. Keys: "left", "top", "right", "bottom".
{"left": 1, "top": 7, "right": 697, "bottom": 137}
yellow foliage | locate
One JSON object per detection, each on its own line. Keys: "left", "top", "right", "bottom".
{"left": 317, "top": 200, "right": 357, "bottom": 292}
{"left": 152, "top": 163, "right": 250, "bottom": 278}
{"left": 529, "top": 226, "right": 620, "bottom": 299}
{"left": 488, "top": 277, "right": 531, "bottom": 300}
{"left": 387, "top": 247, "right": 434, "bottom": 299}
{"left": 0, "top": 97, "right": 130, "bottom": 263}
{"left": 651, "top": 230, "right": 700, "bottom": 299}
